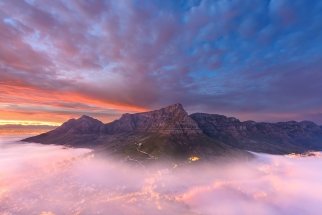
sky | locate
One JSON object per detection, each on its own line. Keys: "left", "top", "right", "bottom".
{"left": 1, "top": 0, "right": 322, "bottom": 125}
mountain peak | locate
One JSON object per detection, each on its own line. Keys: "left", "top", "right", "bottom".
{"left": 157, "top": 103, "right": 187, "bottom": 115}
{"left": 119, "top": 103, "right": 187, "bottom": 120}
{"left": 80, "top": 114, "right": 91, "bottom": 119}
{"left": 163, "top": 103, "right": 184, "bottom": 110}
{"left": 78, "top": 115, "right": 98, "bottom": 121}
{"left": 105, "top": 103, "right": 201, "bottom": 135}
{"left": 53, "top": 115, "right": 103, "bottom": 135}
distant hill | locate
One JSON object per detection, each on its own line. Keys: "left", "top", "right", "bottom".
{"left": 23, "top": 104, "right": 322, "bottom": 162}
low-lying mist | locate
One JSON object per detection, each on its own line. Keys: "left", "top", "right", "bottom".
{"left": 1, "top": 135, "right": 322, "bottom": 215}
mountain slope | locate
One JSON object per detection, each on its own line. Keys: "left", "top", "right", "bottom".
{"left": 191, "top": 113, "right": 322, "bottom": 154}
{"left": 23, "top": 104, "right": 251, "bottom": 161}
{"left": 104, "top": 104, "right": 202, "bottom": 135}
{"left": 23, "top": 104, "right": 322, "bottom": 160}
{"left": 23, "top": 115, "right": 105, "bottom": 147}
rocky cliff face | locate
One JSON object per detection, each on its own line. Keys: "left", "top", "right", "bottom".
{"left": 104, "top": 104, "right": 202, "bottom": 135}
{"left": 190, "top": 113, "right": 322, "bottom": 154}
{"left": 55, "top": 115, "right": 104, "bottom": 134}
{"left": 23, "top": 104, "right": 322, "bottom": 161}
{"left": 23, "top": 115, "right": 105, "bottom": 146}
{"left": 23, "top": 104, "right": 250, "bottom": 161}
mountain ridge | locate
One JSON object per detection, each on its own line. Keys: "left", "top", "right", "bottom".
{"left": 190, "top": 112, "right": 322, "bottom": 154}
{"left": 23, "top": 104, "right": 322, "bottom": 161}
{"left": 104, "top": 103, "right": 202, "bottom": 135}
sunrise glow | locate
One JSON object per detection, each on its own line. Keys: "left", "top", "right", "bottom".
{"left": 0, "top": 1, "right": 322, "bottom": 214}
{"left": 1, "top": 0, "right": 322, "bottom": 126}
{"left": 0, "top": 120, "right": 61, "bottom": 126}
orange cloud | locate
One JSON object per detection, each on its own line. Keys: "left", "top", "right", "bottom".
{"left": 0, "top": 83, "right": 148, "bottom": 125}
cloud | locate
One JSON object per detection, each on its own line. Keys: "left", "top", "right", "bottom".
{"left": 1, "top": 136, "right": 322, "bottom": 214}
{"left": 0, "top": 0, "right": 322, "bottom": 123}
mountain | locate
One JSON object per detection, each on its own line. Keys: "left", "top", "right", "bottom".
{"left": 104, "top": 104, "right": 202, "bottom": 135}
{"left": 191, "top": 113, "right": 322, "bottom": 154}
{"left": 23, "top": 104, "right": 322, "bottom": 161}
{"left": 23, "top": 115, "right": 105, "bottom": 147}
{"left": 23, "top": 104, "right": 250, "bottom": 162}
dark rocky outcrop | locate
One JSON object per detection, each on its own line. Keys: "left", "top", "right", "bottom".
{"left": 190, "top": 113, "right": 322, "bottom": 154}
{"left": 23, "top": 103, "right": 322, "bottom": 161}
{"left": 104, "top": 104, "right": 202, "bottom": 135}
{"left": 23, "top": 104, "right": 250, "bottom": 161}
{"left": 23, "top": 115, "right": 105, "bottom": 147}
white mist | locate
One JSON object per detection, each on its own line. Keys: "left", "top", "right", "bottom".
{"left": 1, "top": 135, "right": 322, "bottom": 215}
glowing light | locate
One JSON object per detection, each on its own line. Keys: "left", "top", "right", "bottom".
{"left": 0, "top": 120, "right": 61, "bottom": 126}
{"left": 286, "top": 152, "right": 322, "bottom": 158}
{"left": 39, "top": 212, "right": 56, "bottom": 215}
{"left": 189, "top": 156, "right": 200, "bottom": 162}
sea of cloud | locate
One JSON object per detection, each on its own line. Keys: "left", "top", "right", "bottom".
{"left": 0, "top": 135, "right": 322, "bottom": 215}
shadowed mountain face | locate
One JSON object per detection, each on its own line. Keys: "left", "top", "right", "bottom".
{"left": 104, "top": 104, "right": 202, "bottom": 135}
{"left": 23, "top": 104, "right": 322, "bottom": 161}
{"left": 191, "top": 113, "right": 322, "bottom": 154}
{"left": 55, "top": 115, "right": 104, "bottom": 134}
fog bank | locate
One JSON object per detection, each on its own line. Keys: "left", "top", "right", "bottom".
{"left": 1, "top": 135, "right": 322, "bottom": 215}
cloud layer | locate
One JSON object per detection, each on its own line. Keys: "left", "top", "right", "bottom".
{"left": 1, "top": 0, "right": 322, "bottom": 123}
{"left": 1, "top": 135, "right": 322, "bottom": 214}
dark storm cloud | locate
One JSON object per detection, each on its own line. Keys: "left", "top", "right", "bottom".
{"left": 0, "top": 0, "right": 322, "bottom": 123}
